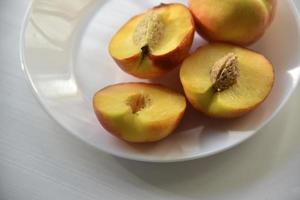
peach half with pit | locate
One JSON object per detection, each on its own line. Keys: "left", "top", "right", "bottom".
{"left": 109, "top": 3, "right": 195, "bottom": 79}
{"left": 180, "top": 43, "right": 275, "bottom": 118}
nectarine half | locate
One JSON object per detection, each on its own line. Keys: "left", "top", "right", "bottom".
{"left": 180, "top": 43, "right": 275, "bottom": 118}
{"left": 93, "top": 83, "right": 186, "bottom": 143}
{"left": 109, "top": 3, "right": 195, "bottom": 79}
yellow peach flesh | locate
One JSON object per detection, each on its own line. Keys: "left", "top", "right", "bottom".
{"left": 109, "top": 3, "right": 195, "bottom": 79}
{"left": 93, "top": 83, "right": 186, "bottom": 142}
{"left": 180, "top": 43, "right": 274, "bottom": 118}
{"left": 110, "top": 4, "right": 193, "bottom": 58}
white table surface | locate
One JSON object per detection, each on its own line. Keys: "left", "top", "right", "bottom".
{"left": 1, "top": 1, "right": 300, "bottom": 200}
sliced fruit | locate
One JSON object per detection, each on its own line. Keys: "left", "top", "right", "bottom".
{"left": 109, "top": 3, "right": 195, "bottom": 79}
{"left": 189, "top": 0, "right": 277, "bottom": 46}
{"left": 180, "top": 43, "right": 274, "bottom": 118}
{"left": 93, "top": 83, "right": 186, "bottom": 143}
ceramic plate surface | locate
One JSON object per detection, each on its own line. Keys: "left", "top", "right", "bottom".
{"left": 21, "top": 0, "right": 300, "bottom": 162}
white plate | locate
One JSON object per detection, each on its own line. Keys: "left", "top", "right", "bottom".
{"left": 21, "top": 0, "right": 300, "bottom": 162}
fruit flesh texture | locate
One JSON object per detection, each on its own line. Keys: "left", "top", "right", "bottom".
{"left": 180, "top": 43, "right": 274, "bottom": 118}
{"left": 189, "top": 0, "right": 276, "bottom": 45}
{"left": 93, "top": 83, "right": 186, "bottom": 142}
{"left": 109, "top": 4, "right": 194, "bottom": 78}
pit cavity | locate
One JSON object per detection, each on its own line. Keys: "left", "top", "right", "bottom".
{"left": 126, "top": 93, "right": 151, "bottom": 114}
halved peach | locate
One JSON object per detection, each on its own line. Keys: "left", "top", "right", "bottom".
{"left": 109, "top": 3, "right": 195, "bottom": 79}
{"left": 93, "top": 83, "right": 186, "bottom": 143}
{"left": 180, "top": 43, "right": 274, "bottom": 118}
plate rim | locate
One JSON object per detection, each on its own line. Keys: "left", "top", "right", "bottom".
{"left": 19, "top": 0, "right": 300, "bottom": 163}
